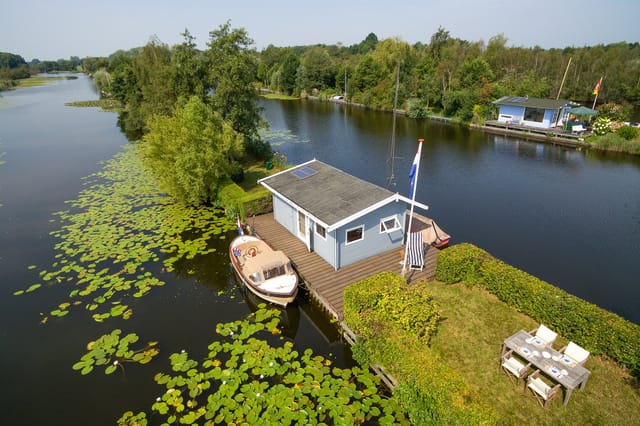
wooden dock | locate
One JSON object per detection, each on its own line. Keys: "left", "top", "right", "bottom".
{"left": 249, "top": 213, "right": 437, "bottom": 320}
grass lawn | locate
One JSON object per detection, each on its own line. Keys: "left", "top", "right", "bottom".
{"left": 425, "top": 280, "right": 640, "bottom": 425}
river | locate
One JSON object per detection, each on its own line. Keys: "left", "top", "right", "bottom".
{"left": 0, "top": 76, "right": 638, "bottom": 425}
{"left": 259, "top": 98, "right": 640, "bottom": 325}
{"left": 0, "top": 76, "right": 346, "bottom": 425}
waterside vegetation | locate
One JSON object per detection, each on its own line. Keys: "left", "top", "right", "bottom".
{"left": 344, "top": 252, "right": 640, "bottom": 425}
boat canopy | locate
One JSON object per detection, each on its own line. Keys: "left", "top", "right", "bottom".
{"left": 243, "top": 250, "right": 290, "bottom": 276}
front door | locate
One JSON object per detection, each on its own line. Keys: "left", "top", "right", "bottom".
{"left": 297, "top": 210, "right": 310, "bottom": 250}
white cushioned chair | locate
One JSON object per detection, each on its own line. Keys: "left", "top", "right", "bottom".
{"left": 529, "top": 324, "right": 558, "bottom": 347}
{"left": 525, "top": 370, "right": 561, "bottom": 408}
{"left": 560, "top": 341, "right": 590, "bottom": 365}
{"left": 501, "top": 350, "right": 531, "bottom": 384}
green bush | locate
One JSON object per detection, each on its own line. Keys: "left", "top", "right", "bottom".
{"left": 434, "top": 243, "right": 487, "bottom": 285}
{"left": 616, "top": 125, "right": 640, "bottom": 141}
{"left": 217, "top": 181, "right": 271, "bottom": 219}
{"left": 344, "top": 271, "right": 440, "bottom": 340}
{"left": 344, "top": 272, "right": 496, "bottom": 425}
{"left": 592, "top": 116, "right": 612, "bottom": 135}
{"left": 406, "top": 98, "right": 428, "bottom": 119}
{"left": 436, "top": 243, "right": 640, "bottom": 378}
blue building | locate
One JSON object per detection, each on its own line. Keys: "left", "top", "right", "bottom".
{"left": 493, "top": 96, "right": 578, "bottom": 129}
{"left": 258, "top": 160, "right": 428, "bottom": 270}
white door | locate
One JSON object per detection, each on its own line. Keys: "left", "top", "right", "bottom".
{"left": 297, "top": 210, "right": 310, "bottom": 250}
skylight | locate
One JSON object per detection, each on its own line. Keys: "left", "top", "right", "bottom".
{"left": 291, "top": 166, "right": 317, "bottom": 179}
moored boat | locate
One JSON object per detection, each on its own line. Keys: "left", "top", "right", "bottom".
{"left": 229, "top": 234, "right": 298, "bottom": 307}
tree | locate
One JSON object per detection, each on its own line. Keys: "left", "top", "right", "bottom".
{"left": 134, "top": 36, "right": 174, "bottom": 119}
{"left": 140, "top": 96, "right": 244, "bottom": 206}
{"left": 279, "top": 52, "right": 300, "bottom": 95}
{"left": 171, "top": 29, "right": 206, "bottom": 101}
{"left": 206, "top": 21, "right": 268, "bottom": 158}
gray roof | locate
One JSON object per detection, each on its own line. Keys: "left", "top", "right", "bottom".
{"left": 259, "top": 160, "right": 396, "bottom": 228}
{"left": 493, "top": 96, "right": 576, "bottom": 110}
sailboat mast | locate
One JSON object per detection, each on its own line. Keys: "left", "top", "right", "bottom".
{"left": 386, "top": 61, "right": 401, "bottom": 189}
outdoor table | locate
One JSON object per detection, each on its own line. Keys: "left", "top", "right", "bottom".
{"left": 502, "top": 330, "right": 591, "bottom": 406}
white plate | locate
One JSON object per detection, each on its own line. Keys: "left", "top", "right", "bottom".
{"left": 552, "top": 355, "right": 560, "bottom": 361}
{"left": 532, "top": 350, "right": 540, "bottom": 357}
{"left": 561, "top": 369, "right": 568, "bottom": 376}
{"left": 542, "top": 351, "right": 551, "bottom": 358}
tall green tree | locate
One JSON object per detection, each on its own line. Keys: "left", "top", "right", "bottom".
{"left": 206, "top": 22, "right": 268, "bottom": 158}
{"left": 140, "top": 96, "right": 244, "bottom": 206}
{"left": 171, "top": 29, "right": 206, "bottom": 101}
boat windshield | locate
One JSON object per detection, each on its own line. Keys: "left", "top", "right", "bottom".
{"left": 263, "top": 264, "right": 287, "bottom": 280}
{"left": 249, "top": 272, "right": 262, "bottom": 283}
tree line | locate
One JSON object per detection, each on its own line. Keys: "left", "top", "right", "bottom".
{"left": 3, "top": 24, "right": 639, "bottom": 204}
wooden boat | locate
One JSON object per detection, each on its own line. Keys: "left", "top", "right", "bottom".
{"left": 229, "top": 234, "right": 298, "bottom": 307}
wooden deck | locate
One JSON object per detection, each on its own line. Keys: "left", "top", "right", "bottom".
{"left": 249, "top": 213, "right": 437, "bottom": 320}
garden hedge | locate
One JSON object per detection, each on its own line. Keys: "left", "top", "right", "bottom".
{"left": 344, "top": 272, "right": 496, "bottom": 425}
{"left": 436, "top": 243, "right": 640, "bottom": 378}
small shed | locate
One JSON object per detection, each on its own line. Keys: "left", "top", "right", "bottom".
{"left": 493, "top": 96, "right": 578, "bottom": 129}
{"left": 258, "top": 159, "right": 428, "bottom": 270}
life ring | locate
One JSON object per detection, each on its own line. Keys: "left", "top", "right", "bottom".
{"left": 248, "top": 247, "right": 258, "bottom": 257}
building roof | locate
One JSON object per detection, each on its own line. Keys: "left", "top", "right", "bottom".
{"left": 493, "top": 96, "right": 577, "bottom": 110}
{"left": 259, "top": 159, "right": 427, "bottom": 232}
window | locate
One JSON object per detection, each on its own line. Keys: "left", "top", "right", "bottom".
{"left": 346, "top": 225, "right": 364, "bottom": 245}
{"left": 263, "top": 264, "right": 286, "bottom": 280}
{"left": 380, "top": 215, "right": 401, "bottom": 233}
{"left": 524, "top": 107, "right": 545, "bottom": 123}
{"left": 315, "top": 223, "right": 326, "bottom": 240}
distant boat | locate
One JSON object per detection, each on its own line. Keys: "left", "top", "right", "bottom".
{"left": 229, "top": 234, "right": 299, "bottom": 307}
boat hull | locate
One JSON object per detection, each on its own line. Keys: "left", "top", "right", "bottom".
{"left": 229, "top": 235, "right": 298, "bottom": 307}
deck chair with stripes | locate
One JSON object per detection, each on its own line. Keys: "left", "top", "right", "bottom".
{"left": 407, "top": 232, "right": 425, "bottom": 270}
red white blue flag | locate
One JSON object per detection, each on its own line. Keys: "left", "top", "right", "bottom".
{"left": 409, "top": 144, "right": 422, "bottom": 199}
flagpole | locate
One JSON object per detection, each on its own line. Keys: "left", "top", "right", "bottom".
{"left": 592, "top": 76, "right": 603, "bottom": 109}
{"left": 402, "top": 138, "right": 423, "bottom": 277}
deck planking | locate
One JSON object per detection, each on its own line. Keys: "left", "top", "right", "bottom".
{"left": 249, "top": 213, "right": 437, "bottom": 320}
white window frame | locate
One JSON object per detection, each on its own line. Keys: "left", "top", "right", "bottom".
{"left": 315, "top": 223, "right": 327, "bottom": 240}
{"left": 379, "top": 215, "right": 401, "bottom": 233}
{"left": 345, "top": 225, "right": 364, "bottom": 245}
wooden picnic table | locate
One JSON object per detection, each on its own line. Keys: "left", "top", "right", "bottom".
{"left": 502, "top": 330, "right": 591, "bottom": 406}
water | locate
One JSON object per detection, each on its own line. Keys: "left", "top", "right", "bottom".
{"left": 0, "top": 77, "right": 345, "bottom": 425}
{"left": 261, "top": 98, "right": 640, "bottom": 325}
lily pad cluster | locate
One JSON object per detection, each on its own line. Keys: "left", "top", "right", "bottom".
{"left": 15, "top": 145, "right": 235, "bottom": 323}
{"left": 72, "top": 329, "right": 159, "bottom": 375}
{"left": 258, "top": 128, "right": 310, "bottom": 147}
{"left": 118, "top": 307, "right": 408, "bottom": 425}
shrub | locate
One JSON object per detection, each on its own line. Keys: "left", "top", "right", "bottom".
{"left": 406, "top": 98, "right": 428, "bottom": 119}
{"left": 616, "top": 125, "right": 640, "bottom": 141}
{"left": 436, "top": 243, "right": 640, "bottom": 378}
{"left": 343, "top": 271, "right": 440, "bottom": 340}
{"left": 344, "top": 272, "right": 497, "bottom": 425}
{"left": 597, "top": 102, "right": 630, "bottom": 121}
{"left": 592, "top": 116, "right": 612, "bottom": 135}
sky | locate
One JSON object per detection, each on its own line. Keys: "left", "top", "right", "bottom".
{"left": 2, "top": 0, "right": 639, "bottom": 61}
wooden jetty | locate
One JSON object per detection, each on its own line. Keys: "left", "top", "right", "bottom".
{"left": 249, "top": 213, "right": 438, "bottom": 321}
